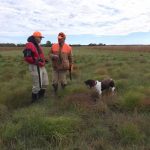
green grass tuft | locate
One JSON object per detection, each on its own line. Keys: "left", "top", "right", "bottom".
{"left": 121, "top": 91, "right": 145, "bottom": 110}
{"left": 1, "top": 115, "right": 81, "bottom": 149}
{"left": 118, "top": 123, "right": 145, "bottom": 144}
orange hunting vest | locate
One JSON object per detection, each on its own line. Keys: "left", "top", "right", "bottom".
{"left": 51, "top": 43, "right": 72, "bottom": 70}
{"left": 51, "top": 43, "right": 72, "bottom": 53}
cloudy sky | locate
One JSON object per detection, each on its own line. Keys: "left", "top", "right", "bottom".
{"left": 0, "top": 0, "right": 150, "bottom": 44}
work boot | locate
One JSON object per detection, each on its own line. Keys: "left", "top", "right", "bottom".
{"left": 52, "top": 84, "right": 58, "bottom": 94}
{"left": 31, "top": 93, "right": 39, "bottom": 103}
{"left": 39, "top": 89, "right": 45, "bottom": 98}
{"left": 61, "top": 83, "right": 67, "bottom": 90}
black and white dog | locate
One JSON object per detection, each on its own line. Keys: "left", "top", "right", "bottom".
{"left": 84, "top": 79, "right": 115, "bottom": 96}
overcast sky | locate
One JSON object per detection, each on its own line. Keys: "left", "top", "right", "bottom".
{"left": 1, "top": 0, "right": 150, "bottom": 44}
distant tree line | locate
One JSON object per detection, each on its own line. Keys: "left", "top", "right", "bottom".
{"left": 0, "top": 43, "right": 18, "bottom": 47}
{"left": 41, "top": 41, "right": 52, "bottom": 47}
{"left": 0, "top": 42, "right": 106, "bottom": 47}
{"left": 70, "top": 44, "right": 81, "bottom": 47}
{"left": 0, "top": 41, "right": 52, "bottom": 47}
{"left": 88, "top": 43, "right": 106, "bottom": 46}
{"left": 70, "top": 43, "right": 106, "bottom": 46}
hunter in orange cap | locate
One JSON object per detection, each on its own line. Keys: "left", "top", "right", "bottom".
{"left": 58, "top": 32, "right": 66, "bottom": 40}
{"left": 23, "top": 31, "right": 49, "bottom": 103}
{"left": 48, "top": 32, "right": 73, "bottom": 94}
{"left": 33, "top": 31, "right": 44, "bottom": 38}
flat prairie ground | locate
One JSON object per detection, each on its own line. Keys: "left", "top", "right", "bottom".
{"left": 0, "top": 46, "right": 150, "bottom": 150}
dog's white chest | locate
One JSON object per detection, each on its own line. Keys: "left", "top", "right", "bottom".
{"left": 95, "top": 81, "right": 102, "bottom": 95}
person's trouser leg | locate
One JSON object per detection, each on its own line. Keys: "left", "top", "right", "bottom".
{"left": 59, "top": 70, "right": 67, "bottom": 89}
{"left": 52, "top": 69, "right": 59, "bottom": 93}
{"left": 29, "top": 64, "right": 41, "bottom": 102}
{"left": 39, "top": 67, "right": 49, "bottom": 98}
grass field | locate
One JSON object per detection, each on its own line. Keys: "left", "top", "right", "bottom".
{"left": 0, "top": 46, "right": 150, "bottom": 150}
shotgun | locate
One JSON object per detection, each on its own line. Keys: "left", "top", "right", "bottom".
{"left": 69, "top": 65, "right": 72, "bottom": 80}
{"left": 36, "top": 63, "right": 42, "bottom": 89}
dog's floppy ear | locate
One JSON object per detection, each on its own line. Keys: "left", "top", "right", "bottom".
{"left": 84, "top": 80, "right": 91, "bottom": 88}
{"left": 84, "top": 79, "right": 96, "bottom": 88}
{"left": 90, "top": 80, "right": 96, "bottom": 87}
{"left": 84, "top": 79, "right": 91, "bottom": 84}
{"left": 84, "top": 80, "right": 88, "bottom": 85}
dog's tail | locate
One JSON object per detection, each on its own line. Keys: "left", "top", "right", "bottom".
{"left": 109, "top": 79, "right": 115, "bottom": 92}
{"left": 110, "top": 79, "right": 115, "bottom": 87}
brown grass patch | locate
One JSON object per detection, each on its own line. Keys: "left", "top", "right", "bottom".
{"left": 65, "top": 92, "right": 97, "bottom": 110}
{"left": 140, "top": 98, "right": 150, "bottom": 108}
{"left": 0, "top": 47, "right": 22, "bottom": 51}
{"left": 62, "top": 90, "right": 117, "bottom": 113}
{"left": 88, "top": 45, "right": 150, "bottom": 52}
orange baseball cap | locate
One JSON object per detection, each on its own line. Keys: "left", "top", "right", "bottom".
{"left": 58, "top": 32, "right": 66, "bottom": 39}
{"left": 32, "top": 31, "right": 44, "bottom": 38}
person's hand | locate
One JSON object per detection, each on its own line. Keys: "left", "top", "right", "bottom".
{"left": 45, "top": 56, "right": 50, "bottom": 63}
{"left": 35, "top": 58, "right": 44, "bottom": 65}
{"left": 52, "top": 54, "right": 59, "bottom": 58}
{"left": 70, "top": 65, "right": 73, "bottom": 71}
{"left": 51, "top": 54, "right": 59, "bottom": 60}
{"left": 38, "top": 58, "right": 44, "bottom": 62}
{"left": 45, "top": 58, "right": 49, "bottom": 64}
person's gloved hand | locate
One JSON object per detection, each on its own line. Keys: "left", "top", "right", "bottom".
{"left": 45, "top": 58, "right": 49, "bottom": 64}
{"left": 38, "top": 58, "right": 44, "bottom": 62}
{"left": 51, "top": 54, "right": 59, "bottom": 60}
{"left": 35, "top": 58, "right": 44, "bottom": 65}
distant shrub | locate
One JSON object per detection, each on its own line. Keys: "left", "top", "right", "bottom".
{"left": 118, "top": 123, "right": 144, "bottom": 144}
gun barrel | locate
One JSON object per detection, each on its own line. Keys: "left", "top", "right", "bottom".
{"left": 69, "top": 68, "right": 72, "bottom": 80}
